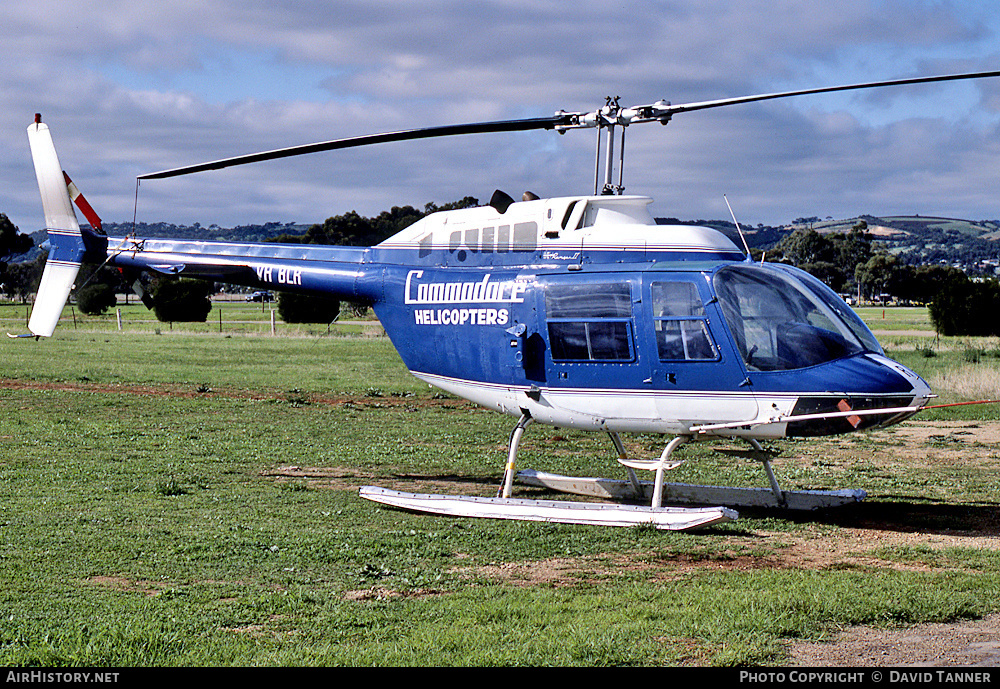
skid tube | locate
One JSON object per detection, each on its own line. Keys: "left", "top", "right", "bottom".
{"left": 517, "top": 433, "right": 866, "bottom": 511}
{"left": 358, "top": 412, "right": 738, "bottom": 531}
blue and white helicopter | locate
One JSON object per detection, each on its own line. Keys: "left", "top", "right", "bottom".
{"left": 18, "top": 70, "right": 1000, "bottom": 530}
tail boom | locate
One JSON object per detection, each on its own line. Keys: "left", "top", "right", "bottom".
{"left": 105, "top": 237, "right": 378, "bottom": 302}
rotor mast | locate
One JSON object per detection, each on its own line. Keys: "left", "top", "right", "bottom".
{"left": 556, "top": 96, "right": 675, "bottom": 196}
{"left": 595, "top": 97, "right": 626, "bottom": 195}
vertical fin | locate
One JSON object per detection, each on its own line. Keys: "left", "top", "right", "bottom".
{"left": 24, "top": 117, "right": 84, "bottom": 338}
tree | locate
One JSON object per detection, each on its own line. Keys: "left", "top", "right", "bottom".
{"left": 830, "top": 224, "right": 873, "bottom": 278}
{"left": 270, "top": 197, "right": 481, "bottom": 247}
{"left": 3, "top": 253, "right": 46, "bottom": 303}
{"left": 928, "top": 276, "right": 1000, "bottom": 336}
{"left": 773, "top": 228, "right": 834, "bottom": 266}
{"left": 854, "top": 252, "right": 902, "bottom": 301}
{"left": 0, "top": 214, "right": 32, "bottom": 260}
{"left": 797, "top": 260, "right": 845, "bottom": 292}
{"left": 76, "top": 283, "right": 117, "bottom": 315}
{"left": 149, "top": 278, "right": 213, "bottom": 322}
{"left": 771, "top": 223, "right": 874, "bottom": 294}
{"left": 893, "top": 264, "right": 965, "bottom": 304}
{"left": 73, "top": 262, "right": 127, "bottom": 313}
{"left": 0, "top": 214, "right": 34, "bottom": 293}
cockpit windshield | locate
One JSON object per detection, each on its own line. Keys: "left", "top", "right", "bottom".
{"left": 713, "top": 264, "right": 882, "bottom": 372}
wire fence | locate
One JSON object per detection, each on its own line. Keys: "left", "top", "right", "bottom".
{"left": 0, "top": 298, "right": 383, "bottom": 338}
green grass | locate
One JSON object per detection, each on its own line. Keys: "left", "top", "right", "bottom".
{"left": 0, "top": 329, "right": 417, "bottom": 396}
{"left": 0, "top": 306, "right": 999, "bottom": 666}
{"left": 855, "top": 306, "right": 933, "bottom": 333}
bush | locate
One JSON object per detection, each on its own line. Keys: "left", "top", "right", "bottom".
{"left": 962, "top": 347, "right": 983, "bottom": 363}
{"left": 277, "top": 292, "right": 340, "bottom": 324}
{"left": 150, "top": 278, "right": 213, "bottom": 322}
{"left": 75, "top": 283, "right": 117, "bottom": 315}
{"left": 928, "top": 277, "right": 1000, "bottom": 337}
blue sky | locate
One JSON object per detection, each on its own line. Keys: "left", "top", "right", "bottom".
{"left": 2, "top": 0, "right": 1000, "bottom": 233}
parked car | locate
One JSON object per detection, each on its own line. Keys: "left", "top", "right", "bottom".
{"left": 246, "top": 291, "right": 273, "bottom": 302}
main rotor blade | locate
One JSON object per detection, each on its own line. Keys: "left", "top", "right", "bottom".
{"left": 138, "top": 115, "right": 574, "bottom": 180}
{"left": 138, "top": 69, "right": 1000, "bottom": 180}
{"left": 661, "top": 69, "right": 1000, "bottom": 116}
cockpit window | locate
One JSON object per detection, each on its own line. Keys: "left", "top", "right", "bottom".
{"left": 713, "top": 264, "right": 876, "bottom": 371}
{"left": 771, "top": 264, "right": 884, "bottom": 355}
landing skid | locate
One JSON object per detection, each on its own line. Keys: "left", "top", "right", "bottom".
{"left": 360, "top": 486, "right": 737, "bottom": 531}
{"left": 357, "top": 413, "right": 865, "bottom": 531}
{"left": 359, "top": 412, "right": 742, "bottom": 531}
{"left": 515, "top": 470, "right": 866, "bottom": 511}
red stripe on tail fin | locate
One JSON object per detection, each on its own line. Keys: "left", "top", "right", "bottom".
{"left": 62, "top": 171, "right": 102, "bottom": 231}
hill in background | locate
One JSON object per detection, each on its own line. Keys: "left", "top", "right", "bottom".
{"left": 659, "top": 214, "right": 1000, "bottom": 274}
{"left": 16, "top": 209, "right": 1000, "bottom": 276}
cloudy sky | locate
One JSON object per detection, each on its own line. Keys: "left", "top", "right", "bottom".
{"left": 2, "top": 0, "right": 1000, "bottom": 235}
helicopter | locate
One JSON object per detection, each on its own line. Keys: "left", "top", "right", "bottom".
{"left": 16, "top": 69, "right": 1000, "bottom": 530}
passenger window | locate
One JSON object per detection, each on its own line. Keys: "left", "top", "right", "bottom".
{"left": 545, "top": 283, "right": 634, "bottom": 362}
{"left": 651, "top": 281, "right": 718, "bottom": 361}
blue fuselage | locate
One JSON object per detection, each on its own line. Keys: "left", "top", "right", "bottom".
{"left": 83, "top": 229, "right": 931, "bottom": 438}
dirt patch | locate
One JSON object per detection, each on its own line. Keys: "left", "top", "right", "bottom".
{"left": 263, "top": 421, "right": 1000, "bottom": 666}
{"left": 86, "top": 575, "right": 169, "bottom": 597}
{"left": 894, "top": 420, "right": 1000, "bottom": 445}
{"left": 449, "top": 525, "right": 1000, "bottom": 667}
{"left": 0, "top": 377, "right": 469, "bottom": 411}
{"left": 342, "top": 586, "right": 442, "bottom": 601}
{"left": 264, "top": 465, "right": 497, "bottom": 495}
{"left": 440, "top": 520, "right": 1000, "bottom": 666}
{"left": 789, "top": 614, "right": 1000, "bottom": 667}
{"left": 264, "top": 465, "right": 377, "bottom": 484}
{"left": 871, "top": 329, "right": 936, "bottom": 338}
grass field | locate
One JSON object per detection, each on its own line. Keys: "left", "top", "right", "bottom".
{"left": 0, "top": 305, "right": 998, "bottom": 666}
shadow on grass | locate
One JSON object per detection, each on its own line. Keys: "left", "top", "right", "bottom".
{"left": 379, "top": 471, "right": 1000, "bottom": 539}
{"left": 750, "top": 499, "right": 1000, "bottom": 537}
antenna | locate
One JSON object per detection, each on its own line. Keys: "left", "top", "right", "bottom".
{"left": 723, "top": 194, "right": 753, "bottom": 261}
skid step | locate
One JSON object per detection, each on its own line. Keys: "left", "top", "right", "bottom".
{"left": 359, "top": 486, "right": 737, "bottom": 531}
{"left": 516, "top": 470, "right": 866, "bottom": 511}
